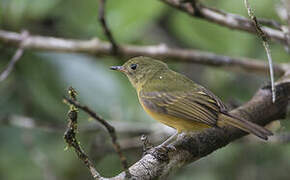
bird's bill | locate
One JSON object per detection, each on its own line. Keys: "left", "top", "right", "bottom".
{"left": 110, "top": 66, "right": 127, "bottom": 73}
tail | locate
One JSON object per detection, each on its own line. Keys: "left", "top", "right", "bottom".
{"left": 218, "top": 113, "right": 273, "bottom": 140}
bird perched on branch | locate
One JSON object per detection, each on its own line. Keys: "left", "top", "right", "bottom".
{"left": 111, "top": 56, "right": 272, "bottom": 146}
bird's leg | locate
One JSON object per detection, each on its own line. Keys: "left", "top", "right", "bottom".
{"left": 148, "top": 131, "right": 178, "bottom": 161}
{"left": 158, "top": 131, "right": 178, "bottom": 148}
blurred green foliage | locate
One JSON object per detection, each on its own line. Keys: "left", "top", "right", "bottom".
{"left": 0, "top": 0, "right": 289, "bottom": 180}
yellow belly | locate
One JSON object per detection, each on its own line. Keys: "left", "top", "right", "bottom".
{"left": 140, "top": 101, "right": 210, "bottom": 133}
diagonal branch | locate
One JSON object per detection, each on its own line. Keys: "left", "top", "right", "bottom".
{"left": 64, "top": 87, "right": 102, "bottom": 180}
{"left": 160, "top": 0, "right": 288, "bottom": 45}
{"left": 98, "top": 0, "right": 119, "bottom": 54}
{"left": 0, "top": 30, "right": 28, "bottom": 82}
{"left": 0, "top": 30, "right": 286, "bottom": 76}
{"left": 64, "top": 94, "right": 131, "bottom": 178}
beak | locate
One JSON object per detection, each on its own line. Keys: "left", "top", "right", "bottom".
{"left": 110, "top": 66, "right": 126, "bottom": 73}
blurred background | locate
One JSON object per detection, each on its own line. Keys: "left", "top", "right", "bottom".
{"left": 0, "top": 0, "right": 289, "bottom": 179}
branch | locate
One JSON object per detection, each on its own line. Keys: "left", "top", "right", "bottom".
{"left": 0, "top": 113, "right": 154, "bottom": 136}
{"left": 98, "top": 0, "right": 119, "bottom": 54}
{"left": 63, "top": 87, "right": 102, "bottom": 179}
{"left": 112, "top": 74, "right": 290, "bottom": 180}
{"left": 64, "top": 88, "right": 131, "bottom": 178}
{"left": 244, "top": 0, "right": 276, "bottom": 102}
{"left": 160, "top": 0, "right": 288, "bottom": 45}
{"left": 0, "top": 29, "right": 286, "bottom": 76}
{"left": 0, "top": 114, "right": 64, "bottom": 133}
{"left": 0, "top": 30, "right": 28, "bottom": 82}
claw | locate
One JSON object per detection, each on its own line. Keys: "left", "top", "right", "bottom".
{"left": 149, "top": 146, "right": 169, "bottom": 161}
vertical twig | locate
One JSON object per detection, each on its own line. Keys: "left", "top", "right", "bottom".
{"left": 244, "top": 0, "right": 276, "bottom": 103}
{"left": 141, "top": 134, "right": 153, "bottom": 156}
{"left": 64, "top": 87, "right": 102, "bottom": 180}
{"left": 98, "top": 0, "right": 119, "bottom": 54}
{"left": 0, "top": 30, "right": 28, "bottom": 82}
{"left": 64, "top": 94, "right": 131, "bottom": 178}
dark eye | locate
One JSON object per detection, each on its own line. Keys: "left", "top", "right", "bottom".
{"left": 130, "top": 64, "right": 138, "bottom": 70}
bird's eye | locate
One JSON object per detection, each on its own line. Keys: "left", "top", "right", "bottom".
{"left": 130, "top": 64, "right": 138, "bottom": 70}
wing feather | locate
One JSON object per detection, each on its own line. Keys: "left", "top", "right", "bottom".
{"left": 139, "top": 90, "right": 224, "bottom": 127}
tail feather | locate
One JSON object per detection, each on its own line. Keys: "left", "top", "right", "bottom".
{"left": 218, "top": 113, "right": 273, "bottom": 140}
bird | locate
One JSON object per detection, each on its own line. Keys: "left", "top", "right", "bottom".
{"left": 110, "top": 56, "right": 272, "bottom": 146}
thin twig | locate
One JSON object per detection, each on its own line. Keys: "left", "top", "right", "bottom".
{"left": 141, "top": 135, "right": 153, "bottom": 156}
{"left": 63, "top": 87, "right": 102, "bottom": 180}
{"left": 98, "top": 0, "right": 118, "bottom": 54}
{"left": 244, "top": 0, "right": 276, "bottom": 103}
{"left": 64, "top": 94, "right": 131, "bottom": 178}
{"left": 160, "top": 0, "right": 287, "bottom": 45}
{"left": 0, "top": 30, "right": 286, "bottom": 76}
{"left": 0, "top": 30, "right": 28, "bottom": 82}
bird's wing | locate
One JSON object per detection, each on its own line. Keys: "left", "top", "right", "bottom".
{"left": 197, "top": 86, "right": 228, "bottom": 112}
{"left": 139, "top": 89, "right": 225, "bottom": 127}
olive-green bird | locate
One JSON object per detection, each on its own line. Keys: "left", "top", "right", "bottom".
{"left": 110, "top": 56, "right": 272, "bottom": 143}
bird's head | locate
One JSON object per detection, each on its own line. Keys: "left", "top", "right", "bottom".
{"left": 110, "top": 56, "right": 168, "bottom": 89}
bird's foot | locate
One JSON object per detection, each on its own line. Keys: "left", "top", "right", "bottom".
{"left": 166, "top": 144, "right": 177, "bottom": 151}
{"left": 141, "top": 135, "right": 153, "bottom": 157}
{"left": 147, "top": 146, "right": 169, "bottom": 161}
{"left": 147, "top": 144, "right": 176, "bottom": 161}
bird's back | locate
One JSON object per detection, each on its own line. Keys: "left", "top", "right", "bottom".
{"left": 140, "top": 69, "right": 199, "bottom": 93}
